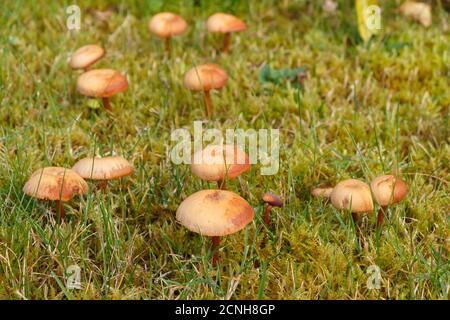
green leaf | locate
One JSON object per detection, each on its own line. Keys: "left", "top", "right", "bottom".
{"left": 258, "top": 64, "right": 307, "bottom": 89}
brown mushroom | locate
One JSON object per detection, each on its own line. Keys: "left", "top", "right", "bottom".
{"left": 262, "top": 192, "right": 283, "bottom": 226}
{"left": 77, "top": 69, "right": 128, "bottom": 112}
{"left": 23, "top": 167, "right": 88, "bottom": 221}
{"left": 370, "top": 175, "right": 408, "bottom": 227}
{"left": 191, "top": 144, "right": 250, "bottom": 190}
{"left": 331, "top": 179, "right": 374, "bottom": 219}
{"left": 311, "top": 187, "right": 333, "bottom": 199}
{"left": 330, "top": 179, "right": 374, "bottom": 247}
{"left": 72, "top": 156, "right": 133, "bottom": 190}
{"left": 148, "top": 12, "right": 188, "bottom": 53}
{"left": 206, "top": 13, "right": 246, "bottom": 53}
{"left": 176, "top": 189, "right": 254, "bottom": 265}
{"left": 184, "top": 64, "right": 228, "bottom": 117}
{"left": 69, "top": 44, "right": 105, "bottom": 71}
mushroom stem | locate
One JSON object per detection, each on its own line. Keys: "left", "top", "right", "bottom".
{"left": 211, "top": 236, "right": 221, "bottom": 266}
{"left": 223, "top": 32, "right": 232, "bottom": 53}
{"left": 102, "top": 97, "right": 113, "bottom": 112}
{"left": 203, "top": 90, "right": 213, "bottom": 117}
{"left": 55, "top": 200, "right": 65, "bottom": 221}
{"left": 377, "top": 206, "right": 387, "bottom": 228}
{"left": 164, "top": 36, "right": 172, "bottom": 53}
{"left": 98, "top": 180, "right": 108, "bottom": 192}
{"left": 351, "top": 212, "right": 365, "bottom": 248}
{"left": 264, "top": 204, "right": 273, "bottom": 226}
{"left": 217, "top": 179, "right": 227, "bottom": 190}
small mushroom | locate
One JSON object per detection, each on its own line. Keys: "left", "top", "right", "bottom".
{"left": 311, "top": 187, "right": 333, "bottom": 199}
{"left": 399, "top": 1, "right": 432, "bottom": 27}
{"left": 69, "top": 44, "right": 105, "bottom": 71}
{"left": 77, "top": 69, "right": 128, "bottom": 112}
{"left": 206, "top": 13, "right": 246, "bottom": 53}
{"left": 176, "top": 189, "right": 254, "bottom": 265}
{"left": 330, "top": 179, "right": 374, "bottom": 220}
{"left": 23, "top": 167, "right": 88, "bottom": 221}
{"left": 262, "top": 192, "right": 283, "bottom": 226}
{"left": 148, "top": 12, "right": 188, "bottom": 53}
{"left": 191, "top": 144, "right": 250, "bottom": 190}
{"left": 184, "top": 64, "right": 228, "bottom": 117}
{"left": 72, "top": 156, "right": 133, "bottom": 190}
{"left": 330, "top": 179, "right": 373, "bottom": 247}
{"left": 370, "top": 175, "right": 408, "bottom": 227}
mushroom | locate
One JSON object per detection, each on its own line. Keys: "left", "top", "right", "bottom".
{"left": 176, "top": 189, "right": 254, "bottom": 265}
{"left": 370, "top": 175, "right": 408, "bottom": 227}
{"left": 191, "top": 144, "right": 250, "bottom": 190}
{"left": 262, "top": 192, "right": 283, "bottom": 226}
{"left": 77, "top": 69, "right": 128, "bottom": 112}
{"left": 311, "top": 187, "right": 333, "bottom": 199}
{"left": 184, "top": 64, "right": 228, "bottom": 117}
{"left": 69, "top": 44, "right": 105, "bottom": 71}
{"left": 72, "top": 156, "right": 133, "bottom": 190}
{"left": 206, "top": 13, "right": 246, "bottom": 53}
{"left": 23, "top": 167, "right": 88, "bottom": 221}
{"left": 148, "top": 12, "right": 188, "bottom": 53}
{"left": 330, "top": 179, "right": 373, "bottom": 246}
{"left": 330, "top": 179, "right": 374, "bottom": 221}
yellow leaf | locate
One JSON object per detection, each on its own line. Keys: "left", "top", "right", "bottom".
{"left": 356, "top": 0, "right": 381, "bottom": 42}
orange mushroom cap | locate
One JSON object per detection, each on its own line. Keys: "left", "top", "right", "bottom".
{"left": 370, "top": 175, "right": 408, "bottom": 206}
{"left": 184, "top": 64, "right": 228, "bottom": 91}
{"left": 206, "top": 13, "right": 246, "bottom": 33}
{"left": 69, "top": 44, "right": 105, "bottom": 70}
{"left": 23, "top": 167, "right": 88, "bottom": 202}
{"left": 176, "top": 189, "right": 254, "bottom": 237}
{"left": 148, "top": 12, "right": 188, "bottom": 38}
{"left": 77, "top": 69, "right": 128, "bottom": 98}
{"left": 262, "top": 192, "right": 283, "bottom": 207}
{"left": 191, "top": 144, "right": 250, "bottom": 182}
{"left": 72, "top": 156, "right": 133, "bottom": 180}
{"left": 330, "top": 179, "right": 374, "bottom": 213}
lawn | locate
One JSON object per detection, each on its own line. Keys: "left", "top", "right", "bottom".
{"left": 0, "top": 0, "right": 448, "bottom": 299}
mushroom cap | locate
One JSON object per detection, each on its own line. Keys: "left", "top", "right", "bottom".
{"left": 23, "top": 167, "right": 88, "bottom": 201}
{"left": 262, "top": 192, "right": 283, "bottom": 207}
{"left": 77, "top": 69, "right": 128, "bottom": 98}
{"left": 330, "top": 179, "right": 374, "bottom": 213}
{"left": 69, "top": 44, "right": 105, "bottom": 70}
{"left": 184, "top": 64, "right": 228, "bottom": 91}
{"left": 206, "top": 13, "right": 247, "bottom": 33}
{"left": 399, "top": 1, "right": 432, "bottom": 27}
{"left": 370, "top": 175, "right": 408, "bottom": 206}
{"left": 72, "top": 156, "right": 133, "bottom": 180}
{"left": 176, "top": 189, "right": 254, "bottom": 237}
{"left": 191, "top": 144, "right": 250, "bottom": 182}
{"left": 148, "top": 12, "right": 188, "bottom": 38}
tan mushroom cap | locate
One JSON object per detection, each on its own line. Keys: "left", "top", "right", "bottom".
{"left": 72, "top": 156, "right": 133, "bottom": 180}
{"left": 176, "top": 189, "right": 254, "bottom": 237}
{"left": 262, "top": 192, "right": 283, "bottom": 207}
{"left": 77, "top": 69, "right": 128, "bottom": 98}
{"left": 184, "top": 64, "right": 228, "bottom": 91}
{"left": 69, "top": 44, "right": 105, "bottom": 70}
{"left": 371, "top": 175, "right": 408, "bottom": 206}
{"left": 206, "top": 13, "right": 246, "bottom": 33}
{"left": 23, "top": 167, "right": 88, "bottom": 202}
{"left": 191, "top": 144, "right": 250, "bottom": 182}
{"left": 330, "top": 179, "right": 374, "bottom": 213}
{"left": 148, "top": 12, "right": 188, "bottom": 38}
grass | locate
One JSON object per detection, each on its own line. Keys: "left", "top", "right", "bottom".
{"left": 0, "top": 0, "right": 449, "bottom": 299}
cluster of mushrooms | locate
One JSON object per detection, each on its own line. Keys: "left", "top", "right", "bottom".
{"left": 22, "top": 11, "right": 409, "bottom": 266}
{"left": 23, "top": 156, "right": 133, "bottom": 220}
{"left": 312, "top": 175, "right": 408, "bottom": 245}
